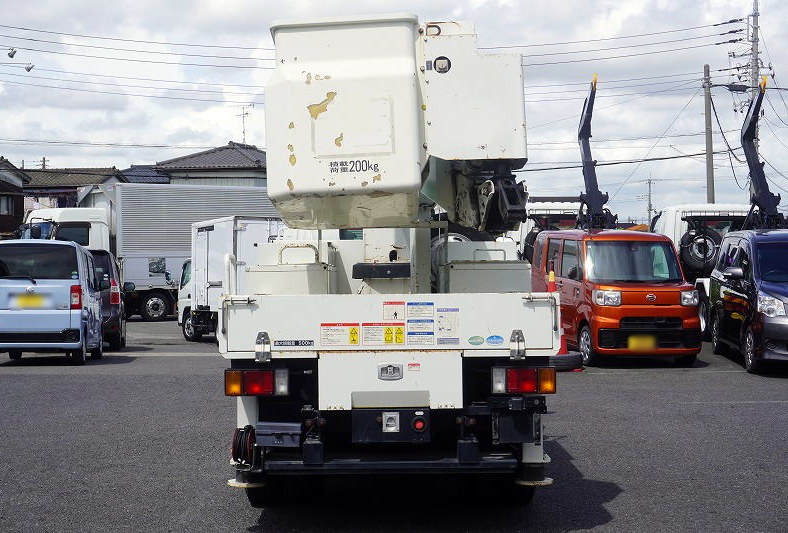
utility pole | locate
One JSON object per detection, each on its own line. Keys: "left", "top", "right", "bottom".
{"left": 647, "top": 175, "right": 653, "bottom": 223}
{"left": 39, "top": 156, "right": 47, "bottom": 169}
{"left": 703, "top": 64, "right": 715, "bottom": 203}
{"left": 750, "top": 0, "right": 760, "bottom": 157}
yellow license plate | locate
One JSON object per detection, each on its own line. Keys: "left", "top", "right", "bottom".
{"left": 627, "top": 334, "right": 656, "bottom": 352}
{"left": 16, "top": 294, "right": 45, "bottom": 309}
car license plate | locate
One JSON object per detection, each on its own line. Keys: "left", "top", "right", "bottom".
{"left": 16, "top": 294, "right": 45, "bottom": 309}
{"left": 628, "top": 334, "right": 656, "bottom": 352}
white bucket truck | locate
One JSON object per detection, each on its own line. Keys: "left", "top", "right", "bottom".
{"left": 220, "top": 14, "right": 580, "bottom": 506}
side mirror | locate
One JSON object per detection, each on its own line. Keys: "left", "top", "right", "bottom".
{"left": 99, "top": 279, "right": 111, "bottom": 290}
{"left": 123, "top": 282, "right": 136, "bottom": 292}
{"left": 30, "top": 225, "right": 41, "bottom": 239}
{"left": 164, "top": 270, "right": 173, "bottom": 283}
{"left": 567, "top": 266, "right": 580, "bottom": 281}
{"left": 723, "top": 266, "right": 744, "bottom": 280}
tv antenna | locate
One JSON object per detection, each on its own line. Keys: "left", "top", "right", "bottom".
{"left": 235, "top": 104, "right": 254, "bottom": 143}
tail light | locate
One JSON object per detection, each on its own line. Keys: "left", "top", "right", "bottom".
{"left": 224, "top": 369, "right": 289, "bottom": 396}
{"left": 492, "top": 367, "right": 556, "bottom": 394}
{"left": 109, "top": 279, "right": 121, "bottom": 305}
{"left": 70, "top": 285, "right": 82, "bottom": 309}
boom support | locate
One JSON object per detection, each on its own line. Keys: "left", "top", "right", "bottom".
{"left": 741, "top": 76, "right": 785, "bottom": 229}
{"left": 577, "top": 75, "right": 617, "bottom": 229}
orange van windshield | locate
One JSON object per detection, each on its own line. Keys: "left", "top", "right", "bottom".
{"left": 585, "top": 241, "right": 682, "bottom": 283}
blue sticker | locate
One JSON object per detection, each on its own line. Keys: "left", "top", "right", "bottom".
{"left": 486, "top": 335, "right": 504, "bottom": 345}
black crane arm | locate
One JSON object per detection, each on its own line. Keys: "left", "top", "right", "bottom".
{"left": 577, "top": 75, "right": 617, "bottom": 229}
{"left": 741, "top": 76, "right": 785, "bottom": 229}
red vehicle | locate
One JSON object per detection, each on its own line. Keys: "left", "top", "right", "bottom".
{"left": 531, "top": 229, "right": 702, "bottom": 366}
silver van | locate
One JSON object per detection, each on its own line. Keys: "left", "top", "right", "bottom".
{"left": 0, "top": 240, "right": 105, "bottom": 365}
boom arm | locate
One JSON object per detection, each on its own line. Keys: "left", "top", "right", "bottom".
{"left": 741, "top": 76, "right": 784, "bottom": 229}
{"left": 577, "top": 75, "right": 617, "bottom": 229}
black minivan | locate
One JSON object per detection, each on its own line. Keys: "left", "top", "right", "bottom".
{"left": 708, "top": 230, "right": 788, "bottom": 373}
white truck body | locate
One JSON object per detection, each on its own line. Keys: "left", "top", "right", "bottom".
{"left": 652, "top": 203, "right": 751, "bottom": 335}
{"left": 181, "top": 216, "right": 286, "bottom": 337}
{"left": 24, "top": 183, "right": 278, "bottom": 320}
{"left": 221, "top": 14, "right": 576, "bottom": 502}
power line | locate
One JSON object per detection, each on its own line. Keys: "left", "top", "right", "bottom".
{"left": 0, "top": 22, "right": 272, "bottom": 50}
{"left": 525, "top": 76, "right": 706, "bottom": 95}
{"left": 481, "top": 19, "right": 743, "bottom": 49}
{"left": 610, "top": 88, "right": 701, "bottom": 199}
{"left": 709, "top": 93, "right": 745, "bottom": 162}
{"left": 516, "top": 148, "right": 738, "bottom": 172}
{"left": 0, "top": 32, "right": 274, "bottom": 61}
{"left": 530, "top": 129, "right": 738, "bottom": 145}
{"left": 0, "top": 41, "right": 276, "bottom": 69}
{"left": 0, "top": 137, "right": 216, "bottom": 149}
{"left": 0, "top": 64, "right": 265, "bottom": 88}
{"left": 526, "top": 70, "right": 729, "bottom": 88}
{"left": 529, "top": 78, "right": 701, "bottom": 129}
{"left": 512, "top": 31, "right": 742, "bottom": 59}
{"left": 0, "top": 78, "right": 264, "bottom": 104}
{"left": 526, "top": 86, "right": 698, "bottom": 102}
{"left": 521, "top": 40, "right": 742, "bottom": 67}
{"left": 0, "top": 71, "right": 262, "bottom": 97}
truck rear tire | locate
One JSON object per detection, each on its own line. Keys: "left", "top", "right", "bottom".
{"left": 245, "top": 478, "right": 284, "bottom": 508}
{"left": 8, "top": 351, "right": 21, "bottom": 360}
{"left": 140, "top": 292, "right": 170, "bottom": 321}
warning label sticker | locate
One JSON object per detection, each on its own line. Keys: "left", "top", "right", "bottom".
{"left": 407, "top": 319, "right": 435, "bottom": 345}
{"left": 407, "top": 301, "right": 434, "bottom": 318}
{"left": 383, "top": 301, "right": 405, "bottom": 321}
{"left": 320, "top": 323, "right": 359, "bottom": 346}
{"left": 362, "top": 322, "right": 405, "bottom": 346}
{"left": 436, "top": 307, "right": 460, "bottom": 345}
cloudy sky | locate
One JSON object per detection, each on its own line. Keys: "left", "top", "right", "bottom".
{"left": 1, "top": 0, "right": 786, "bottom": 221}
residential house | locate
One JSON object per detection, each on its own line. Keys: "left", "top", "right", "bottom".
{"left": 0, "top": 157, "right": 31, "bottom": 238}
{"left": 120, "top": 164, "right": 170, "bottom": 184}
{"left": 24, "top": 167, "right": 126, "bottom": 211}
{"left": 156, "top": 142, "right": 266, "bottom": 187}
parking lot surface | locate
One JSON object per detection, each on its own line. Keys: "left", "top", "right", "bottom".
{"left": 1, "top": 319, "right": 787, "bottom": 532}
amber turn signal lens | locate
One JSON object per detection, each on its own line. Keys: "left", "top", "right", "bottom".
{"left": 225, "top": 370, "right": 243, "bottom": 396}
{"left": 537, "top": 368, "right": 556, "bottom": 394}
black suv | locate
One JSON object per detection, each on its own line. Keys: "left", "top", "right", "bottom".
{"left": 89, "top": 249, "right": 134, "bottom": 351}
{"left": 708, "top": 230, "right": 788, "bottom": 373}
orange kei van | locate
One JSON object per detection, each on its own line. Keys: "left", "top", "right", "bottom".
{"left": 532, "top": 229, "right": 702, "bottom": 366}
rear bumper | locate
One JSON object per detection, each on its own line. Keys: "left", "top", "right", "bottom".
{"left": 0, "top": 329, "right": 82, "bottom": 350}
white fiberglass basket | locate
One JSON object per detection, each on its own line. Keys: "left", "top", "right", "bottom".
{"left": 266, "top": 14, "right": 425, "bottom": 229}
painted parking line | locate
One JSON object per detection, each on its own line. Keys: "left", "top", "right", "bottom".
{"left": 683, "top": 400, "right": 788, "bottom": 405}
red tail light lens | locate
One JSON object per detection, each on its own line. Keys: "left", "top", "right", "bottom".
{"left": 109, "top": 279, "right": 121, "bottom": 305}
{"left": 242, "top": 370, "right": 274, "bottom": 396}
{"left": 70, "top": 285, "right": 82, "bottom": 309}
{"left": 506, "top": 368, "right": 538, "bottom": 393}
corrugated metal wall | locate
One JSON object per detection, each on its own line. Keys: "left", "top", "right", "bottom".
{"left": 116, "top": 184, "right": 279, "bottom": 255}
{"left": 170, "top": 177, "right": 265, "bottom": 187}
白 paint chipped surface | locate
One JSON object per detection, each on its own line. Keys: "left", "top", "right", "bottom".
{"left": 334, "top": 133, "right": 344, "bottom": 147}
{"left": 307, "top": 92, "right": 337, "bottom": 120}
{"left": 286, "top": 179, "right": 294, "bottom": 191}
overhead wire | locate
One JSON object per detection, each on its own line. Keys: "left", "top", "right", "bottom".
{"left": 0, "top": 42, "right": 276, "bottom": 69}
{"left": 0, "top": 137, "right": 216, "bottom": 149}
{"left": 0, "top": 22, "right": 272, "bottom": 50}
{"left": 609, "top": 87, "right": 701, "bottom": 200}
{"left": 481, "top": 19, "right": 743, "bottom": 49}
{"left": 521, "top": 40, "right": 742, "bottom": 67}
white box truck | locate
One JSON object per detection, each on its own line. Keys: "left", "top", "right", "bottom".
{"left": 220, "top": 14, "right": 580, "bottom": 508}
{"left": 178, "top": 216, "right": 286, "bottom": 341}
{"left": 20, "top": 183, "right": 278, "bottom": 320}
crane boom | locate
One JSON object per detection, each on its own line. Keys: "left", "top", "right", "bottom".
{"left": 577, "top": 75, "right": 617, "bottom": 229}
{"left": 741, "top": 76, "right": 785, "bottom": 229}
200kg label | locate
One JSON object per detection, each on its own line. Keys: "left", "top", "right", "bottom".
{"left": 329, "top": 159, "right": 380, "bottom": 173}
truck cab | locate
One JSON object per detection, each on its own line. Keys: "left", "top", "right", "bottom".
{"left": 19, "top": 208, "right": 111, "bottom": 250}
{"left": 532, "top": 229, "right": 702, "bottom": 366}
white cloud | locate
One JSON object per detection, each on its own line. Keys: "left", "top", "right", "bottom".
{"left": 0, "top": 0, "right": 785, "bottom": 220}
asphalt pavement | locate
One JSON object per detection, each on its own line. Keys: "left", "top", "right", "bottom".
{"left": 1, "top": 319, "right": 787, "bottom": 532}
